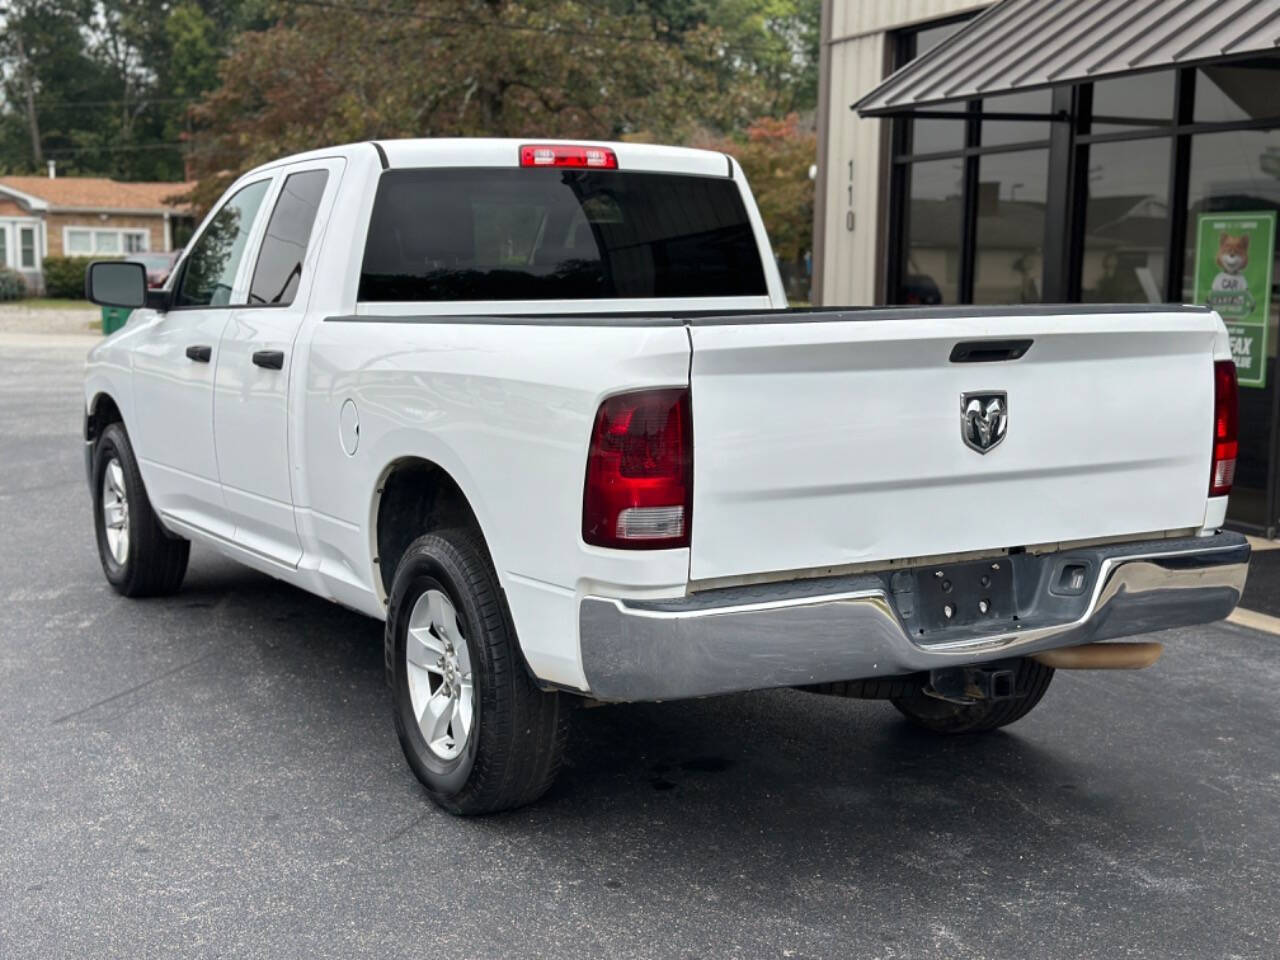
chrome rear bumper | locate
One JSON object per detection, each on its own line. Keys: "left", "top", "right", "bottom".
{"left": 578, "top": 532, "right": 1250, "bottom": 701}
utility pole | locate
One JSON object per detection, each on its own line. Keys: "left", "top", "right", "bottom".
{"left": 15, "top": 32, "right": 43, "bottom": 169}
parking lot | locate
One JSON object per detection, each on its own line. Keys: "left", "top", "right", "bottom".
{"left": 2, "top": 333, "right": 1279, "bottom": 959}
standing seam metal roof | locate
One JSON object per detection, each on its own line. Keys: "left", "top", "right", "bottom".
{"left": 854, "top": 0, "right": 1280, "bottom": 115}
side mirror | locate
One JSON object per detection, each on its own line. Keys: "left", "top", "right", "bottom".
{"left": 85, "top": 261, "right": 147, "bottom": 309}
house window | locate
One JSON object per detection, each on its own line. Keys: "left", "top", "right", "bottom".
{"left": 64, "top": 227, "right": 150, "bottom": 256}
{"left": 19, "top": 227, "right": 35, "bottom": 269}
{"left": 66, "top": 230, "right": 93, "bottom": 255}
{"left": 0, "top": 229, "right": 7, "bottom": 267}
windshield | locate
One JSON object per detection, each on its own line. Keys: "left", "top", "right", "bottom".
{"left": 358, "top": 168, "right": 768, "bottom": 302}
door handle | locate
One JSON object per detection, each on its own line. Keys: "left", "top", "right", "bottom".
{"left": 949, "top": 339, "right": 1033, "bottom": 363}
{"left": 252, "top": 350, "right": 285, "bottom": 370}
{"left": 185, "top": 344, "right": 212, "bottom": 363}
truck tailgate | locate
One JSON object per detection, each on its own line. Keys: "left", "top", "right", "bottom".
{"left": 687, "top": 309, "right": 1222, "bottom": 583}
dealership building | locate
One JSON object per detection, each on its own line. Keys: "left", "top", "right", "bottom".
{"left": 814, "top": 0, "right": 1280, "bottom": 533}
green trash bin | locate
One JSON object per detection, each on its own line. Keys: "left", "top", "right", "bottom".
{"left": 101, "top": 305, "right": 132, "bottom": 335}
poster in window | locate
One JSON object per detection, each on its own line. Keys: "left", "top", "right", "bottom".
{"left": 1193, "top": 211, "right": 1276, "bottom": 388}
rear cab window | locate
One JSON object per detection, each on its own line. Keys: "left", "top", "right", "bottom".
{"left": 358, "top": 168, "right": 768, "bottom": 303}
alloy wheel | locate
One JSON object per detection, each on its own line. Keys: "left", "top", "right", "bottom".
{"left": 101, "top": 457, "right": 130, "bottom": 566}
{"left": 405, "top": 587, "right": 475, "bottom": 761}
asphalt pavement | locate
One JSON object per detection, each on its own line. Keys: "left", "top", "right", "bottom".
{"left": 2, "top": 334, "right": 1279, "bottom": 959}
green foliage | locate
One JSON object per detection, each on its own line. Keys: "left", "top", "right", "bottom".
{"left": 185, "top": 1, "right": 765, "bottom": 205}
{"left": 0, "top": 0, "right": 262, "bottom": 179}
{"left": 613, "top": 0, "right": 822, "bottom": 113}
{"left": 0, "top": 0, "right": 822, "bottom": 265}
{"left": 165, "top": 3, "right": 223, "bottom": 100}
{"left": 41, "top": 255, "right": 117, "bottom": 299}
{"left": 0, "top": 268, "right": 29, "bottom": 301}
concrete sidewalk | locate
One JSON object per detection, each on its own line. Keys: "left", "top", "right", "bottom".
{"left": 0, "top": 302, "right": 100, "bottom": 338}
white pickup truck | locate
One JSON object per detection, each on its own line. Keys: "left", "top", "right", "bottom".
{"left": 83, "top": 138, "right": 1250, "bottom": 815}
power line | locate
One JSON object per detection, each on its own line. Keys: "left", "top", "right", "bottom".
{"left": 42, "top": 141, "right": 186, "bottom": 154}
{"left": 34, "top": 96, "right": 198, "bottom": 108}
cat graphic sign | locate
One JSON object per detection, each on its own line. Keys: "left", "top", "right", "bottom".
{"left": 1193, "top": 211, "right": 1276, "bottom": 388}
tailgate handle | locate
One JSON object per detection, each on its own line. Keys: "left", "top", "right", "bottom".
{"left": 949, "top": 339, "right": 1033, "bottom": 363}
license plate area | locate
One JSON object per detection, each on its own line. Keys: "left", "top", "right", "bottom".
{"left": 897, "top": 558, "right": 1016, "bottom": 637}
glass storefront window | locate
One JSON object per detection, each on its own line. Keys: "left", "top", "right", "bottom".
{"left": 913, "top": 20, "right": 964, "bottom": 58}
{"left": 973, "top": 150, "right": 1048, "bottom": 303}
{"left": 980, "top": 89, "right": 1052, "bottom": 147}
{"left": 1081, "top": 138, "right": 1171, "bottom": 303}
{"left": 1090, "top": 70, "right": 1174, "bottom": 133}
{"left": 901, "top": 19, "right": 972, "bottom": 157}
{"left": 910, "top": 116, "right": 966, "bottom": 155}
{"left": 899, "top": 159, "right": 964, "bottom": 305}
{"left": 1181, "top": 129, "right": 1280, "bottom": 527}
{"left": 1196, "top": 59, "right": 1280, "bottom": 123}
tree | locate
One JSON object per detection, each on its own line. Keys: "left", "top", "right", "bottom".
{"left": 0, "top": 0, "right": 263, "bottom": 179}
{"left": 185, "top": 0, "right": 767, "bottom": 206}
{"left": 0, "top": 0, "right": 108, "bottom": 173}
{"left": 612, "top": 0, "right": 821, "bottom": 115}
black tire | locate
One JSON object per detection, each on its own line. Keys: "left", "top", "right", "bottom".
{"left": 92, "top": 422, "right": 190, "bottom": 598}
{"left": 386, "top": 530, "right": 568, "bottom": 815}
{"left": 890, "top": 658, "right": 1055, "bottom": 734}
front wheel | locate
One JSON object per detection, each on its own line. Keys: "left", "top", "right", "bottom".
{"left": 891, "top": 658, "right": 1055, "bottom": 734}
{"left": 386, "top": 530, "right": 568, "bottom": 815}
{"left": 92, "top": 422, "right": 189, "bottom": 597}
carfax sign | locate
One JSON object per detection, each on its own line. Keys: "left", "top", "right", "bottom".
{"left": 1193, "top": 210, "right": 1276, "bottom": 388}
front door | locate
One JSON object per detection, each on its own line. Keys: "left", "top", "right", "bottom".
{"left": 131, "top": 177, "right": 273, "bottom": 537}
{"left": 213, "top": 161, "right": 342, "bottom": 566}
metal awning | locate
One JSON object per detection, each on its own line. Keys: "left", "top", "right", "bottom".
{"left": 855, "top": 0, "right": 1280, "bottom": 116}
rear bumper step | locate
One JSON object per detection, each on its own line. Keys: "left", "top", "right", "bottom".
{"left": 577, "top": 531, "right": 1250, "bottom": 701}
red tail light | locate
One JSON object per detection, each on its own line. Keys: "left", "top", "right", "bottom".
{"left": 583, "top": 388, "right": 692, "bottom": 550}
{"left": 1210, "top": 359, "right": 1238, "bottom": 497}
{"left": 519, "top": 144, "right": 618, "bottom": 169}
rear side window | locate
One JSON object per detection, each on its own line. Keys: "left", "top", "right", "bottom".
{"left": 175, "top": 179, "right": 270, "bottom": 308}
{"left": 358, "top": 168, "right": 768, "bottom": 301}
{"left": 249, "top": 169, "right": 329, "bottom": 306}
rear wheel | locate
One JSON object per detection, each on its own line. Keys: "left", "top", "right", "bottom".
{"left": 386, "top": 530, "right": 568, "bottom": 815}
{"left": 891, "top": 658, "right": 1055, "bottom": 734}
{"left": 92, "top": 422, "right": 189, "bottom": 597}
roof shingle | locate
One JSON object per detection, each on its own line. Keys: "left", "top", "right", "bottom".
{"left": 0, "top": 176, "right": 194, "bottom": 212}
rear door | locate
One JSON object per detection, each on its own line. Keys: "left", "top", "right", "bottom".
{"left": 687, "top": 308, "right": 1222, "bottom": 583}
{"left": 213, "top": 159, "right": 343, "bottom": 566}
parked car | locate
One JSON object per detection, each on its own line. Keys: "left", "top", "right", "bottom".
{"left": 82, "top": 138, "right": 1250, "bottom": 815}
{"left": 125, "top": 250, "right": 181, "bottom": 289}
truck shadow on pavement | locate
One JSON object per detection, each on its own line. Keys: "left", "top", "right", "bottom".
{"left": 170, "top": 555, "right": 1150, "bottom": 869}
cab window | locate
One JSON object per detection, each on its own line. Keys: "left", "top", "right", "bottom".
{"left": 174, "top": 179, "right": 271, "bottom": 308}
